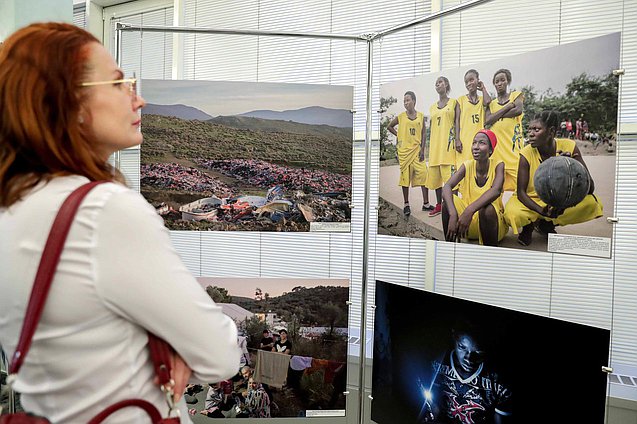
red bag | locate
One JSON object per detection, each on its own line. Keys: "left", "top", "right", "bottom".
{"left": 1, "top": 182, "right": 179, "bottom": 424}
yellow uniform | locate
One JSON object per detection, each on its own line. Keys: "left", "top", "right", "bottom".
{"left": 396, "top": 111, "right": 428, "bottom": 187}
{"left": 427, "top": 98, "right": 457, "bottom": 189}
{"left": 453, "top": 158, "right": 508, "bottom": 243}
{"left": 504, "top": 138, "right": 603, "bottom": 234}
{"left": 489, "top": 91, "right": 523, "bottom": 191}
{"left": 456, "top": 95, "right": 485, "bottom": 169}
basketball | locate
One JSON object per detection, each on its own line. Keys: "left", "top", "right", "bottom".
{"left": 534, "top": 156, "right": 590, "bottom": 209}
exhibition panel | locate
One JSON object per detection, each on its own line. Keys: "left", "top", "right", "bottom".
{"left": 3, "top": 0, "right": 636, "bottom": 422}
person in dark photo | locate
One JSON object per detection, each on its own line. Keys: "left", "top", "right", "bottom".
{"left": 424, "top": 322, "right": 512, "bottom": 424}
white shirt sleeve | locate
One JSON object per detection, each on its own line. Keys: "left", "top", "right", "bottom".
{"left": 92, "top": 188, "right": 241, "bottom": 383}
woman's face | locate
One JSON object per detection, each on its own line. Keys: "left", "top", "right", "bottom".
{"left": 464, "top": 72, "right": 478, "bottom": 93}
{"left": 403, "top": 94, "right": 415, "bottom": 112}
{"left": 81, "top": 42, "right": 146, "bottom": 160}
{"left": 435, "top": 77, "right": 448, "bottom": 95}
{"left": 493, "top": 72, "right": 509, "bottom": 95}
{"left": 527, "top": 119, "right": 554, "bottom": 148}
{"left": 471, "top": 133, "right": 491, "bottom": 160}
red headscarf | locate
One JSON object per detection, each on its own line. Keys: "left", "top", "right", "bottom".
{"left": 477, "top": 129, "right": 498, "bottom": 152}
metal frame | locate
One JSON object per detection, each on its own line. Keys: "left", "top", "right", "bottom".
{"left": 112, "top": 1, "right": 494, "bottom": 423}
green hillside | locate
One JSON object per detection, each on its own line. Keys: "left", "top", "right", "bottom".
{"left": 208, "top": 115, "right": 352, "bottom": 139}
{"left": 141, "top": 114, "right": 352, "bottom": 174}
{"left": 230, "top": 286, "right": 349, "bottom": 327}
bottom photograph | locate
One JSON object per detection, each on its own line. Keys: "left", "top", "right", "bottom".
{"left": 185, "top": 277, "right": 349, "bottom": 420}
{"left": 372, "top": 280, "right": 610, "bottom": 424}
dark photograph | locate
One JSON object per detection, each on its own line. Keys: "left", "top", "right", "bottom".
{"left": 372, "top": 280, "right": 610, "bottom": 424}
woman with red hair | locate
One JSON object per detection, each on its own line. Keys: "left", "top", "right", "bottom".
{"left": 0, "top": 23, "right": 240, "bottom": 423}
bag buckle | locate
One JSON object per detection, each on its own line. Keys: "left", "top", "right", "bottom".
{"left": 6, "top": 373, "right": 17, "bottom": 388}
{"left": 161, "top": 379, "right": 180, "bottom": 418}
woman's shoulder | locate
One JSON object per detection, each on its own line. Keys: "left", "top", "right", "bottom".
{"left": 556, "top": 137, "right": 576, "bottom": 152}
{"left": 510, "top": 90, "right": 524, "bottom": 101}
{"left": 519, "top": 143, "right": 537, "bottom": 159}
{"left": 43, "top": 176, "right": 157, "bottom": 225}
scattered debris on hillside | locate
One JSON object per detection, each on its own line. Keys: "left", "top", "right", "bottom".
{"left": 197, "top": 159, "right": 351, "bottom": 193}
{"left": 141, "top": 163, "right": 234, "bottom": 197}
{"left": 142, "top": 161, "right": 352, "bottom": 231}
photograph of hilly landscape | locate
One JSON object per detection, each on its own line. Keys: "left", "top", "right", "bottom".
{"left": 192, "top": 277, "right": 349, "bottom": 418}
{"left": 139, "top": 79, "right": 353, "bottom": 232}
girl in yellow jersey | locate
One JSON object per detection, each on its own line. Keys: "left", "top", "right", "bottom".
{"left": 426, "top": 76, "right": 457, "bottom": 217}
{"left": 442, "top": 129, "right": 507, "bottom": 246}
{"left": 387, "top": 91, "right": 432, "bottom": 216}
{"left": 485, "top": 68, "right": 524, "bottom": 191}
{"left": 504, "top": 111, "right": 603, "bottom": 246}
{"left": 454, "top": 69, "right": 492, "bottom": 170}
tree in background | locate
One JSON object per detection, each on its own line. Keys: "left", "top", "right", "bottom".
{"left": 379, "top": 96, "right": 398, "bottom": 161}
{"left": 243, "top": 315, "right": 268, "bottom": 349}
{"left": 520, "top": 72, "right": 619, "bottom": 137}
{"left": 205, "top": 285, "right": 232, "bottom": 303}
{"left": 321, "top": 302, "right": 345, "bottom": 337}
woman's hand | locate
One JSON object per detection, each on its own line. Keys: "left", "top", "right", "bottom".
{"left": 541, "top": 205, "right": 564, "bottom": 219}
{"left": 455, "top": 139, "right": 463, "bottom": 153}
{"left": 456, "top": 210, "right": 473, "bottom": 239}
{"left": 154, "top": 352, "right": 193, "bottom": 403}
{"left": 446, "top": 214, "right": 459, "bottom": 242}
{"left": 171, "top": 353, "right": 193, "bottom": 402}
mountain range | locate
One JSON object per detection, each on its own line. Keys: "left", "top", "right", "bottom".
{"left": 143, "top": 104, "right": 352, "bottom": 128}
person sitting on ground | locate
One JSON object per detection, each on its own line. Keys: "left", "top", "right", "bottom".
{"left": 503, "top": 110, "right": 603, "bottom": 246}
{"left": 442, "top": 129, "right": 507, "bottom": 246}
{"left": 199, "top": 383, "right": 226, "bottom": 418}
{"left": 245, "top": 378, "right": 272, "bottom": 418}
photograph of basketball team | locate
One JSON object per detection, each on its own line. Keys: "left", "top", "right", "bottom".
{"left": 371, "top": 280, "right": 611, "bottom": 424}
{"left": 378, "top": 33, "right": 619, "bottom": 253}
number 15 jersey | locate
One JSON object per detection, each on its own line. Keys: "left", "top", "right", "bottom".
{"left": 457, "top": 95, "right": 485, "bottom": 167}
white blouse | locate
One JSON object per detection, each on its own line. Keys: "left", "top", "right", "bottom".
{"left": 0, "top": 175, "right": 240, "bottom": 423}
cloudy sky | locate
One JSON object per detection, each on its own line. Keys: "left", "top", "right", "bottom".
{"left": 141, "top": 79, "right": 353, "bottom": 117}
{"left": 382, "top": 32, "right": 620, "bottom": 119}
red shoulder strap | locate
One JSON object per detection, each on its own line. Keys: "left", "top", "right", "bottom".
{"left": 9, "top": 181, "right": 106, "bottom": 374}
{"left": 8, "top": 180, "right": 175, "bottom": 398}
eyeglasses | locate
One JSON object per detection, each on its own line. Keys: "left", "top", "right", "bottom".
{"left": 80, "top": 74, "right": 138, "bottom": 98}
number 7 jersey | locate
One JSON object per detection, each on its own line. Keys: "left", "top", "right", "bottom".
{"left": 429, "top": 98, "right": 457, "bottom": 167}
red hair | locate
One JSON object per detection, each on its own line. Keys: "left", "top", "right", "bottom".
{"left": 0, "top": 22, "right": 124, "bottom": 207}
